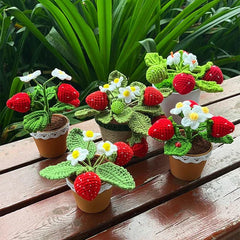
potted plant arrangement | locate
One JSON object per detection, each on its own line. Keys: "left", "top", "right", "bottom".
{"left": 148, "top": 100, "right": 235, "bottom": 181}
{"left": 144, "top": 50, "right": 224, "bottom": 122}
{"left": 39, "top": 128, "right": 135, "bottom": 213}
{"left": 75, "top": 70, "right": 164, "bottom": 157}
{"left": 6, "top": 68, "right": 80, "bottom": 158}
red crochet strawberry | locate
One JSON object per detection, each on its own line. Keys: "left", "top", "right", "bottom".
{"left": 6, "top": 92, "right": 31, "bottom": 113}
{"left": 211, "top": 116, "right": 235, "bottom": 138}
{"left": 74, "top": 172, "right": 101, "bottom": 201}
{"left": 114, "top": 142, "right": 134, "bottom": 166}
{"left": 173, "top": 73, "right": 196, "bottom": 95}
{"left": 203, "top": 65, "right": 223, "bottom": 84}
{"left": 151, "top": 114, "right": 167, "bottom": 124}
{"left": 148, "top": 118, "right": 174, "bottom": 141}
{"left": 86, "top": 91, "right": 109, "bottom": 111}
{"left": 57, "top": 83, "right": 79, "bottom": 103}
{"left": 143, "top": 87, "right": 164, "bottom": 106}
{"left": 188, "top": 100, "right": 198, "bottom": 108}
{"left": 68, "top": 98, "right": 80, "bottom": 107}
{"left": 131, "top": 138, "right": 148, "bottom": 157}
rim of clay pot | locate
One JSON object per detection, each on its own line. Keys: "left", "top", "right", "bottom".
{"left": 186, "top": 141, "right": 212, "bottom": 157}
{"left": 30, "top": 114, "right": 69, "bottom": 140}
{"left": 95, "top": 118, "right": 130, "bottom": 131}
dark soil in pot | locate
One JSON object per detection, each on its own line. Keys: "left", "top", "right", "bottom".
{"left": 44, "top": 114, "right": 68, "bottom": 131}
{"left": 188, "top": 135, "right": 211, "bottom": 155}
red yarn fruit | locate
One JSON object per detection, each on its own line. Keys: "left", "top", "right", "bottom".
{"left": 151, "top": 114, "right": 167, "bottom": 124}
{"left": 148, "top": 118, "right": 174, "bottom": 141}
{"left": 68, "top": 98, "right": 80, "bottom": 107}
{"left": 143, "top": 87, "right": 164, "bottom": 106}
{"left": 203, "top": 66, "right": 223, "bottom": 84}
{"left": 74, "top": 172, "right": 101, "bottom": 201}
{"left": 211, "top": 116, "right": 235, "bottom": 138}
{"left": 173, "top": 73, "right": 196, "bottom": 95}
{"left": 131, "top": 138, "right": 148, "bottom": 158}
{"left": 6, "top": 92, "right": 31, "bottom": 113}
{"left": 86, "top": 91, "right": 108, "bottom": 111}
{"left": 188, "top": 100, "right": 198, "bottom": 108}
{"left": 57, "top": 83, "right": 79, "bottom": 103}
{"left": 114, "top": 142, "right": 134, "bottom": 166}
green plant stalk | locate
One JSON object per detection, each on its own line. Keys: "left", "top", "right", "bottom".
{"left": 86, "top": 141, "right": 92, "bottom": 167}
{"left": 93, "top": 154, "right": 105, "bottom": 168}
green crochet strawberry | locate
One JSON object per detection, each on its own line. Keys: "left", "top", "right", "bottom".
{"left": 68, "top": 98, "right": 80, "bottom": 107}
{"left": 131, "top": 138, "right": 148, "bottom": 157}
{"left": 211, "top": 116, "right": 235, "bottom": 138}
{"left": 114, "top": 142, "right": 134, "bottom": 166}
{"left": 148, "top": 118, "right": 174, "bottom": 141}
{"left": 111, "top": 100, "right": 125, "bottom": 114}
{"left": 86, "top": 91, "right": 109, "bottom": 111}
{"left": 203, "top": 65, "right": 223, "bottom": 84}
{"left": 146, "top": 65, "right": 168, "bottom": 84}
{"left": 74, "top": 172, "right": 101, "bottom": 201}
{"left": 143, "top": 87, "right": 164, "bottom": 106}
{"left": 57, "top": 83, "right": 79, "bottom": 103}
{"left": 6, "top": 92, "right": 31, "bottom": 113}
{"left": 173, "top": 73, "right": 196, "bottom": 95}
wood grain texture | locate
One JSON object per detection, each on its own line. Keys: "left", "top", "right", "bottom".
{"left": 0, "top": 119, "right": 100, "bottom": 174}
{"left": 1, "top": 136, "right": 240, "bottom": 239}
{"left": 89, "top": 168, "right": 240, "bottom": 240}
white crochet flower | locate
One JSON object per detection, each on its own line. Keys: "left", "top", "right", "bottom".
{"left": 51, "top": 68, "right": 72, "bottom": 80}
{"left": 167, "top": 52, "right": 181, "bottom": 66}
{"left": 118, "top": 86, "right": 135, "bottom": 103}
{"left": 183, "top": 53, "right": 198, "bottom": 71}
{"left": 130, "top": 86, "right": 140, "bottom": 97}
{"left": 82, "top": 130, "right": 101, "bottom": 142}
{"left": 19, "top": 70, "right": 41, "bottom": 82}
{"left": 67, "top": 148, "right": 89, "bottom": 166}
{"left": 99, "top": 83, "right": 116, "bottom": 92}
{"left": 181, "top": 105, "right": 206, "bottom": 130}
{"left": 97, "top": 141, "right": 117, "bottom": 157}
{"left": 111, "top": 76, "right": 124, "bottom": 88}
{"left": 170, "top": 101, "right": 191, "bottom": 115}
{"left": 199, "top": 106, "right": 213, "bottom": 120}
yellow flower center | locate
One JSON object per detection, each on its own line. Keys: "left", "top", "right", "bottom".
{"left": 123, "top": 90, "right": 130, "bottom": 97}
{"left": 130, "top": 86, "right": 136, "bottom": 92}
{"left": 72, "top": 150, "right": 80, "bottom": 159}
{"left": 202, "top": 107, "right": 209, "bottom": 114}
{"left": 189, "top": 112, "right": 199, "bottom": 121}
{"left": 102, "top": 142, "right": 111, "bottom": 151}
{"left": 176, "top": 102, "right": 183, "bottom": 108}
{"left": 86, "top": 130, "right": 94, "bottom": 138}
{"left": 29, "top": 74, "right": 33, "bottom": 78}
{"left": 114, "top": 78, "right": 119, "bottom": 83}
{"left": 103, "top": 84, "right": 110, "bottom": 88}
{"left": 59, "top": 70, "right": 64, "bottom": 75}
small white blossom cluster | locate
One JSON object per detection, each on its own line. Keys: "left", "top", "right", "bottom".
{"left": 166, "top": 51, "right": 198, "bottom": 71}
{"left": 170, "top": 101, "right": 213, "bottom": 130}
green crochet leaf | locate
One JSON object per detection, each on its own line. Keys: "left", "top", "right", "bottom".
{"left": 46, "top": 86, "right": 57, "bottom": 101}
{"left": 95, "top": 111, "right": 113, "bottom": 124}
{"left": 198, "top": 131, "right": 234, "bottom": 144}
{"left": 108, "top": 70, "right": 128, "bottom": 87}
{"left": 113, "top": 107, "right": 133, "bottom": 123}
{"left": 23, "top": 110, "right": 49, "bottom": 133}
{"left": 158, "top": 88, "right": 173, "bottom": 98}
{"left": 194, "top": 61, "right": 213, "bottom": 78}
{"left": 40, "top": 161, "right": 85, "bottom": 180}
{"left": 154, "top": 76, "right": 174, "bottom": 90}
{"left": 96, "top": 162, "right": 135, "bottom": 190}
{"left": 127, "top": 132, "right": 144, "bottom": 146}
{"left": 128, "top": 112, "right": 151, "bottom": 135}
{"left": 144, "top": 53, "right": 166, "bottom": 67}
{"left": 50, "top": 102, "right": 74, "bottom": 113}
{"left": 130, "top": 81, "right": 146, "bottom": 93}
{"left": 75, "top": 108, "right": 99, "bottom": 120}
{"left": 67, "top": 128, "right": 97, "bottom": 159}
{"left": 164, "top": 136, "right": 192, "bottom": 156}
{"left": 196, "top": 80, "right": 223, "bottom": 93}
{"left": 133, "top": 105, "right": 163, "bottom": 116}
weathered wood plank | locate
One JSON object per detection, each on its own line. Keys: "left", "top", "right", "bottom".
{"left": 1, "top": 137, "right": 239, "bottom": 239}
{"left": 89, "top": 167, "right": 240, "bottom": 240}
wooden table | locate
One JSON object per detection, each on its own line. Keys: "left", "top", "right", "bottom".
{"left": 1, "top": 76, "right": 240, "bottom": 240}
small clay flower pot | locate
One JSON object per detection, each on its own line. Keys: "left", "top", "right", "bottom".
{"left": 169, "top": 142, "right": 212, "bottom": 181}
{"left": 95, "top": 119, "right": 132, "bottom": 143}
{"left": 30, "top": 114, "right": 69, "bottom": 158}
{"left": 66, "top": 178, "right": 112, "bottom": 213}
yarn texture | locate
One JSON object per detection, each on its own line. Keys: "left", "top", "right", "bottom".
{"left": 86, "top": 91, "right": 109, "bottom": 111}
{"left": 173, "top": 73, "right": 196, "bottom": 95}
{"left": 131, "top": 138, "right": 148, "bottom": 157}
{"left": 211, "top": 116, "right": 235, "bottom": 138}
{"left": 203, "top": 65, "right": 223, "bottom": 84}
{"left": 143, "top": 87, "right": 164, "bottom": 106}
{"left": 114, "top": 142, "right": 134, "bottom": 166}
{"left": 57, "top": 83, "right": 79, "bottom": 103}
{"left": 146, "top": 65, "right": 168, "bottom": 84}
{"left": 6, "top": 92, "right": 31, "bottom": 113}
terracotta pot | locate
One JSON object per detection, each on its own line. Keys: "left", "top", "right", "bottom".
{"left": 169, "top": 142, "right": 212, "bottom": 181}
{"left": 66, "top": 178, "right": 112, "bottom": 213}
{"left": 30, "top": 114, "right": 69, "bottom": 158}
{"left": 95, "top": 119, "right": 132, "bottom": 143}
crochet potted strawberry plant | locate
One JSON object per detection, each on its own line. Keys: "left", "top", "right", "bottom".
{"left": 6, "top": 69, "right": 80, "bottom": 158}
{"left": 148, "top": 100, "right": 234, "bottom": 181}
{"left": 144, "top": 50, "right": 224, "bottom": 122}
{"left": 40, "top": 128, "right": 135, "bottom": 213}
{"left": 75, "top": 70, "right": 164, "bottom": 157}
